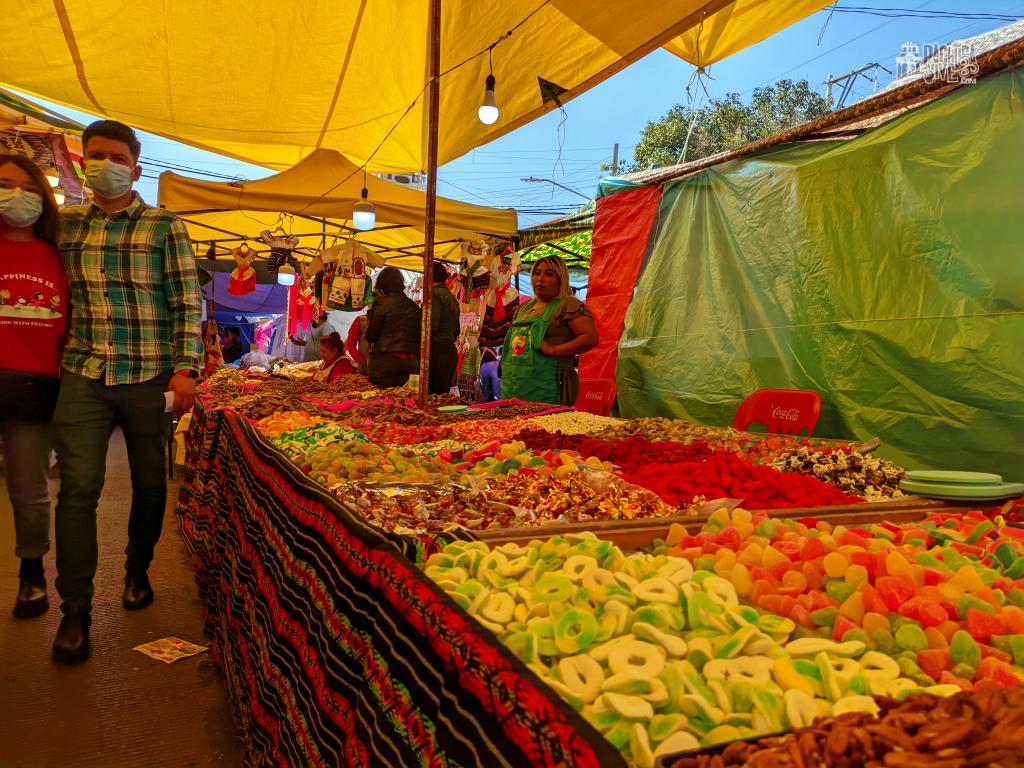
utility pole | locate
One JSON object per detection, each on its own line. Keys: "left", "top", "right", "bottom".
{"left": 611, "top": 143, "right": 619, "bottom": 176}
{"left": 825, "top": 63, "right": 893, "bottom": 110}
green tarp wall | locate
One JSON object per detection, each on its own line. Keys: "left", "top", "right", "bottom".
{"left": 617, "top": 67, "right": 1024, "bottom": 478}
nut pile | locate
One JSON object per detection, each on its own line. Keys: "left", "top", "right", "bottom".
{"left": 770, "top": 448, "right": 906, "bottom": 500}
{"left": 667, "top": 686, "right": 1024, "bottom": 768}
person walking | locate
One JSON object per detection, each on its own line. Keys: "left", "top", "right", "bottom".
{"left": 51, "top": 121, "right": 203, "bottom": 664}
{"left": 428, "top": 262, "right": 460, "bottom": 395}
{"left": 0, "top": 153, "right": 69, "bottom": 619}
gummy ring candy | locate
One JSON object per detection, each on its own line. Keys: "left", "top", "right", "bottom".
{"left": 532, "top": 574, "right": 574, "bottom": 604}
{"left": 557, "top": 654, "right": 605, "bottom": 703}
{"left": 562, "top": 554, "right": 599, "bottom": 581}
{"left": 555, "top": 609, "right": 599, "bottom": 654}
{"left": 609, "top": 640, "right": 667, "bottom": 677}
{"left": 633, "top": 575, "right": 680, "bottom": 604}
{"left": 479, "top": 593, "right": 515, "bottom": 625}
{"left": 701, "top": 576, "right": 739, "bottom": 610}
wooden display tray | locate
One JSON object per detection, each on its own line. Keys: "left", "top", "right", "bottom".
{"left": 475, "top": 497, "right": 963, "bottom": 550}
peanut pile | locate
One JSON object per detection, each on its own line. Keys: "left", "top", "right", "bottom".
{"left": 667, "top": 686, "right": 1024, "bottom": 768}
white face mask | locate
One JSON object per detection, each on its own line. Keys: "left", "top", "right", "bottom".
{"left": 85, "top": 158, "right": 135, "bottom": 198}
{"left": 0, "top": 187, "right": 44, "bottom": 228}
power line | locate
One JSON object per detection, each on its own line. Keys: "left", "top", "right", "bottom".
{"left": 828, "top": 7, "right": 1019, "bottom": 22}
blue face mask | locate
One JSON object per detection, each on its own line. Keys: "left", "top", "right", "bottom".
{"left": 0, "top": 187, "right": 44, "bottom": 228}
{"left": 85, "top": 158, "right": 135, "bottom": 198}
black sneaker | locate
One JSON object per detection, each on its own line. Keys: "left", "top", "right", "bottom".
{"left": 52, "top": 610, "right": 91, "bottom": 664}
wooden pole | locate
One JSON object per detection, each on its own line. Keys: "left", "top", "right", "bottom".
{"left": 418, "top": 0, "right": 442, "bottom": 407}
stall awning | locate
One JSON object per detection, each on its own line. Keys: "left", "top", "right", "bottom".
{"left": 1, "top": 1, "right": 830, "bottom": 172}
{"left": 160, "top": 148, "right": 516, "bottom": 270}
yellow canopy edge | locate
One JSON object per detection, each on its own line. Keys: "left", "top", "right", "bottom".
{"left": 664, "top": 0, "right": 833, "bottom": 68}
{"left": 0, "top": 1, "right": 827, "bottom": 172}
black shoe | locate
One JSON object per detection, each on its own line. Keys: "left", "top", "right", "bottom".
{"left": 14, "top": 557, "right": 48, "bottom": 619}
{"left": 52, "top": 610, "right": 91, "bottom": 664}
{"left": 122, "top": 572, "right": 154, "bottom": 611}
{"left": 13, "top": 576, "right": 48, "bottom": 619}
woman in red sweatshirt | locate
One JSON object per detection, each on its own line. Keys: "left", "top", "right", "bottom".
{"left": 0, "top": 154, "right": 69, "bottom": 619}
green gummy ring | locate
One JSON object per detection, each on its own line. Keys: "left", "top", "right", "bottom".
{"left": 555, "top": 609, "right": 599, "bottom": 654}
{"left": 532, "top": 574, "right": 574, "bottom": 604}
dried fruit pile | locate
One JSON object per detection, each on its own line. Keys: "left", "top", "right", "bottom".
{"left": 667, "top": 686, "right": 1024, "bottom": 767}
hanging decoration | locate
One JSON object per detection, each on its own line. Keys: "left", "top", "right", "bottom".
{"left": 227, "top": 243, "right": 257, "bottom": 296}
{"left": 321, "top": 237, "right": 385, "bottom": 311}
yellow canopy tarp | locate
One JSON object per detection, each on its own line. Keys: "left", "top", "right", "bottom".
{"left": 159, "top": 148, "right": 516, "bottom": 270}
{"left": 1, "top": 1, "right": 830, "bottom": 172}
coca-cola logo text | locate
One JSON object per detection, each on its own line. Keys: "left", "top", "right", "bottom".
{"left": 771, "top": 406, "right": 800, "bottom": 421}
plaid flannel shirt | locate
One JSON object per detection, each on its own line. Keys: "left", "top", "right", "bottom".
{"left": 58, "top": 195, "right": 203, "bottom": 385}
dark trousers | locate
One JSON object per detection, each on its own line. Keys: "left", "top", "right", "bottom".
{"left": 53, "top": 372, "right": 172, "bottom": 612}
{"left": 428, "top": 341, "right": 457, "bottom": 395}
{"left": 367, "top": 353, "right": 418, "bottom": 389}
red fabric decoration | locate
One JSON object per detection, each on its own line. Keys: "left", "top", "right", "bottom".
{"left": 577, "top": 186, "right": 662, "bottom": 382}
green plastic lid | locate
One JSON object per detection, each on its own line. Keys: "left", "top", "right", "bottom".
{"left": 900, "top": 479, "right": 1024, "bottom": 500}
{"left": 904, "top": 470, "right": 1003, "bottom": 485}
{"left": 437, "top": 404, "right": 468, "bottom": 414}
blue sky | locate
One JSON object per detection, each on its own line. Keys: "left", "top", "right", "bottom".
{"left": 27, "top": 3, "right": 1023, "bottom": 227}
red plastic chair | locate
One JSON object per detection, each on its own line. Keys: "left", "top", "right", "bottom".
{"left": 732, "top": 388, "right": 822, "bottom": 436}
{"left": 575, "top": 379, "right": 617, "bottom": 416}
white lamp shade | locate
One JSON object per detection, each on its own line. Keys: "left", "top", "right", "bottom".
{"left": 54, "top": 189, "right": 65, "bottom": 206}
{"left": 352, "top": 200, "right": 376, "bottom": 231}
{"left": 45, "top": 171, "right": 60, "bottom": 188}
{"left": 277, "top": 264, "right": 296, "bottom": 286}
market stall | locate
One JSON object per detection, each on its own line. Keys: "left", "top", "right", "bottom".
{"left": 178, "top": 368, "right": 1024, "bottom": 767}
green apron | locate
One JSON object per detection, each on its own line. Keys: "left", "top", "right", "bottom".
{"left": 502, "top": 298, "right": 562, "bottom": 404}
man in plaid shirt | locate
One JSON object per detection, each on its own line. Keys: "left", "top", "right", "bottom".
{"left": 51, "top": 121, "right": 203, "bottom": 664}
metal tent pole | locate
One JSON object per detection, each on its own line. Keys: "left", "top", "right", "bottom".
{"left": 418, "top": 0, "right": 442, "bottom": 407}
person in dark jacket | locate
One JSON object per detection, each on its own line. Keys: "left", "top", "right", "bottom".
{"left": 220, "top": 326, "right": 243, "bottom": 364}
{"left": 428, "top": 262, "right": 460, "bottom": 394}
{"left": 365, "top": 266, "right": 421, "bottom": 388}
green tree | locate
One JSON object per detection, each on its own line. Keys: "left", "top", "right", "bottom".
{"left": 625, "top": 79, "right": 829, "bottom": 172}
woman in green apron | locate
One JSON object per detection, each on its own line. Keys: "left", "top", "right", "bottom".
{"left": 502, "top": 255, "right": 599, "bottom": 405}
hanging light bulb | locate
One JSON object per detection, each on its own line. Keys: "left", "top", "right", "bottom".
{"left": 352, "top": 183, "right": 376, "bottom": 231}
{"left": 477, "top": 66, "right": 497, "bottom": 124}
{"left": 277, "top": 262, "right": 296, "bottom": 286}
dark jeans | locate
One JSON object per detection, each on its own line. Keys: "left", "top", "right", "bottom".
{"left": 367, "top": 353, "right": 418, "bottom": 389}
{"left": 53, "top": 372, "right": 172, "bottom": 612}
{"left": 428, "top": 341, "right": 457, "bottom": 395}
